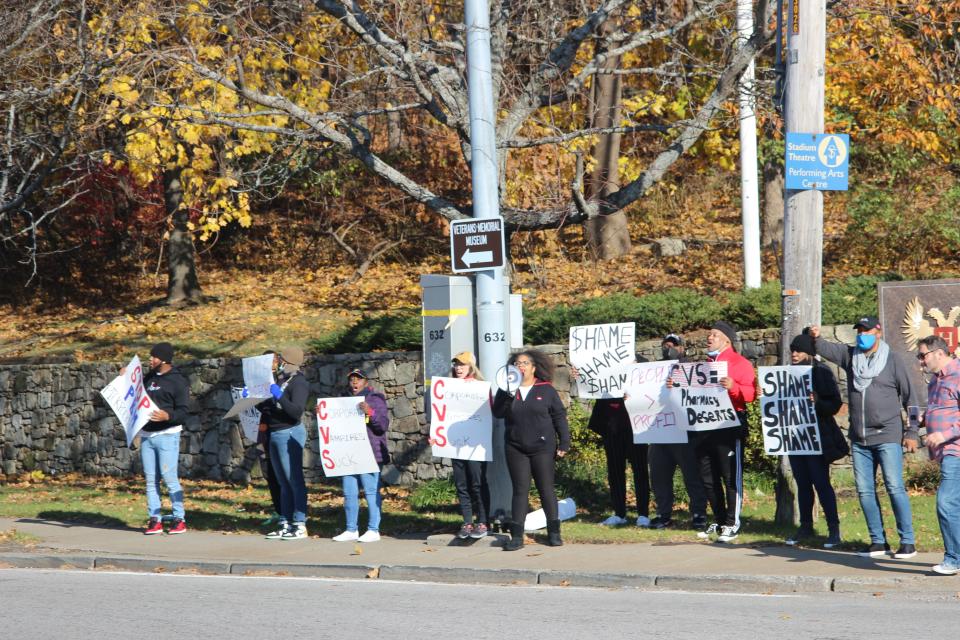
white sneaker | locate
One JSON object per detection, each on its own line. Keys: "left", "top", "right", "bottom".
{"left": 332, "top": 530, "right": 359, "bottom": 542}
{"left": 600, "top": 515, "right": 628, "bottom": 527}
{"left": 636, "top": 515, "right": 651, "bottom": 528}
{"left": 358, "top": 530, "right": 381, "bottom": 543}
{"left": 717, "top": 525, "right": 739, "bottom": 543}
{"left": 281, "top": 523, "right": 307, "bottom": 540}
{"left": 932, "top": 563, "right": 960, "bottom": 575}
{"left": 697, "top": 523, "right": 719, "bottom": 539}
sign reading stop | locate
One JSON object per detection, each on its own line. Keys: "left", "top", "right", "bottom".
{"left": 449, "top": 217, "right": 506, "bottom": 273}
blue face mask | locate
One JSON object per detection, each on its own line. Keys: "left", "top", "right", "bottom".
{"left": 707, "top": 349, "right": 720, "bottom": 357}
{"left": 856, "top": 333, "right": 876, "bottom": 350}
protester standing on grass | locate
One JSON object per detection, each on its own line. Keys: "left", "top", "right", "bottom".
{"left": 258, "top": 347, "right": 310, "bottom": 541}
{"left": 784, "top": 333, "right": 846, "bottom": 549}
{"left": 449, "top": 351, "right": 491, "bottom": 540}
{"left": 916, "top": 335, "right": 960, "bottom": 575}
{"left": 648, "top": 334, "right": 708, "bottom": 530}
{"left": 255, "top": 352, "right": 283, "bottom": 528}
{"left": 332, "top": 367, "right": 390, "bottom": 543}
{"left": 135, "top": 342, "right": 190, "bottom": 535}
{"left": 693, "top": 321, "right": 756, "bottom": 543}
{"left": 810, "top": 319, "right": 919, "bottom": 559}
{"left": 493, "top": 349, "right": 570, "bottom": 551}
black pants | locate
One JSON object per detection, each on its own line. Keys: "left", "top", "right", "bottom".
{"left": 789, "top": 454, "right": 839, "bottom": 527}
{"left": 649, "top": 442, "right": 708, "bottom": 518}
{"left": 602, "top": 431, "right": 649, "bottom": 518}
{"left": 692, "top": 422, "right": 744, "bottom": 529}
{"left": 505, "top": 442, "right": 558, "bottom": 524}
{"left": 452, "top": 459, "right": 490, "bottom": 524}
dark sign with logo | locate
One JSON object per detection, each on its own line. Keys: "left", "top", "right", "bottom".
{"left": 450, "top": 218, "right": 506, "bottom": 273}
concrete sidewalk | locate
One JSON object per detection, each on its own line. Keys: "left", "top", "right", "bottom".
{"left": 1, "top": 516, "right": 956, "bottom": 594}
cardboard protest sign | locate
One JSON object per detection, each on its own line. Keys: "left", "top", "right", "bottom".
{"left": 315, "top": 397, "right": 379, "bottom": 477}
{"left": 100, "top": 355, "right": 156, "bottom": 446}
{"left": 230, "top": 387, "right": 261, "bottom": 442}
{"left": 668, "top": 361, "right": 739, "bottom": 431}
{"left": 224, "top": 354, "right": 275, "bottom": 419}
{"left": 428, "top": 377, "right": 493, "bottom": 461}
{"left": 569, "top": 322, "right": 636, "bottom": 399}
{"left": 623, "top": 361, "right": 687, "bottom": 444}
{"left": 759, "top": 366, "right": 822, "bottom": 455}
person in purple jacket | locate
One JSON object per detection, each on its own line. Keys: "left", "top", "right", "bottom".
{"left": 332, "top": 367, "right": 390, "bottom": 543}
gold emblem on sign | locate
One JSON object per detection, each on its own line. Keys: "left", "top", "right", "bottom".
{"left": 902, "top": 297, "right": 960, "bottom": 354}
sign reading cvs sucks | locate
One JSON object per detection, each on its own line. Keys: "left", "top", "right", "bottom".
{"left": 429, "top": 377, "right": 493, "bottom": 461}
{"left": 315, "top": 397, "right": 379, "bottom": 477}
{"left": 569, "top": 322, "right": 636, "bottom": 399}
{"left": 759, "top": 366, "right": 821, "bottom": 455}
{"left": 100, "top": 355, "right": 156, "bottom": 446}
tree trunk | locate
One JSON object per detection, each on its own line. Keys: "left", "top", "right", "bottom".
{"left": 164, "top": 168, "right": 203, "bottom": 305}
{"left": 761, "top": 159, "right": 784, "bottom": 248}
{"left": 774, "top": 456, "right": 798, "bottom": 526}
{"left": 584, "top": 22, "right": 631, "bottom": 260}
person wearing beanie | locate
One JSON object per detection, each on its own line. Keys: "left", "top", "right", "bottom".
{"left": 136, "top": 342, "right": 190, "bottom": 535}
{"left": 694, "top": 320, "right": 756, "bottom": 543}
{"left": 809, "top": 320, "right": 919, "bottom": 559}
{"left": 258, "top": 346, "right": 310, "bottom": 540}
{"left": 448, "top": 352, "right": 491, "bottom": 540}
{"left": 332, "top": 366, "right": 390, "bottom": 543}
{"left": 784, "top": 333, "right": 846, "bottom": 548}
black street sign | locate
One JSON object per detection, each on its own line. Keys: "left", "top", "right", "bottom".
{"left": 450, "top": 217, "right": 506, "bottom": 273}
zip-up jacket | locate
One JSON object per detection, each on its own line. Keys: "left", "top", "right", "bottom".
{"left": 587, "top": 398, "right": 631, "bottom": 443}
{"left": 142, "top": 367, "right": 190, "bottom": 432}
{"left": 815, "top": 338, "right": 918, "bottom": 445}
{"left": 258, "top": 371, "right": 309, "bottom": 431}
{"left": 708, "top": 347, "right": 757, "bottom": 413}
{"left": 493, "top": 381, "right": 571, "bottom": 453}
{"left": 347, "top": 385, "right": 390, "bottom": 464}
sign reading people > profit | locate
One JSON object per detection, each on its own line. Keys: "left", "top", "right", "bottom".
{"left": 450, "top": 217, "right": 506, "bottom": 273}
{"left": 784, "top": 132, "right": 849, "bottom": 191}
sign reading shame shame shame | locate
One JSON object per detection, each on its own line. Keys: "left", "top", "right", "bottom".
{"left": 569, "top": 322, "right": 636, "bottom": 399}
{"left": 759, "top": 366, "right": 821, "bottom": 455}
{"left": 668, "top": 361, "right": 739, "bottom": 431}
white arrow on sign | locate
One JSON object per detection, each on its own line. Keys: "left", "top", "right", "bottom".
{"left": 461, "top": 249, "right": 493, "bottom": 266}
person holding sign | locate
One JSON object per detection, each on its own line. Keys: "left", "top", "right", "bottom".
{"left": 810, "top": 319, "right": 919, "bottom": 559}
{"left": 257, "top": 347, "right": 310, "bottom": 541}
{"left": 134, "top": 342, "right": 190, "bottom": 535}
{"left": 332, "top": 367, "right": 390, "bottom": 543}
{"left": 448, "top": 352, "right": 491, "bottom": 539}
{"left": 493, "top": 349, "right": 570, "bottom": 551}
{"left": 782, "top": 334, "right": 845, "bottom": 548}
{"left": 694, "top": 321, "right": 756, "bottom": 543}
{"left": 915, "top": 336, "right": 960, "bottom": 575}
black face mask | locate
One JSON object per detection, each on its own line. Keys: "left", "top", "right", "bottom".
{"left": 662, "top": 347, "right": 680, "bottom": 360}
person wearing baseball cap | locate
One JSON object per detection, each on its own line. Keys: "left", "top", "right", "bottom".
{"left": 808, "top": 319, "right": 920, "bottom": 559}
{"left": 137, "top": 342, "right": 191, "bottom": 535}
{"left": 447, "top": 352, "right": 491, "bottom": 540}
{"left": 331, "top": 365, "right": 390, "bottom": 543}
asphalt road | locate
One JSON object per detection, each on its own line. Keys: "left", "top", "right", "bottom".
{"left": 2, "top": 568, "right": 958, "bottom": 639}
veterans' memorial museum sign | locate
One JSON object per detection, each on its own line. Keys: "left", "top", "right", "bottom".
{"left": 450, "top": 217, "right": 506, "bottom": 273}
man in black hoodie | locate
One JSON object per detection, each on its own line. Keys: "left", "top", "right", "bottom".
{"left": 138, "top": 342, "right": 190, "bottom": 535}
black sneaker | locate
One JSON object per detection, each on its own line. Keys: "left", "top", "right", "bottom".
{"left": 649, "top": 515, "right": 673, "bottom": 530}
{"left": 785, "top": 524, "right": 815, "bottom": 546}
{"left": 893, "top": 543, "right": 917, "bottom": 559}
{"left": 857, "top": 542, "right": 891, "bottom": 558}
{"left": 691, "top": 514, "right": 708, "bottom": 530}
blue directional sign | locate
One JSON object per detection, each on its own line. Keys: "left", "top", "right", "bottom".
{"left": 785, "top": 133, "right": 849, "bottom": 191}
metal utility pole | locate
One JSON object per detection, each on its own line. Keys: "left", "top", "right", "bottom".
{"left": 777, "top": 0, "right": 826, "bottom": 525}
{"left": 464, "top": 0, "right": 512, "bottom": 523}
{"left": 737, "top": 0, "right": 762, "bottom": 290}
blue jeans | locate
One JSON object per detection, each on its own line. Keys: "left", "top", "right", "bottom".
{"left": 343, "top": 472, "right": 381, "bottom": 532}
{"left": 851, "top": 441, "right": 915, "bottom": 545}
{"left": 938, "top": 455, "right": 960, "bottom": 566}
{"left": 141, "top": 432, "right": 184, "bottom": 520}
{"left": 268, "top": 425, "right": 308, "bottom": 524}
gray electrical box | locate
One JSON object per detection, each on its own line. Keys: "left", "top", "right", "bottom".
{"left": 420, "top": 275, "right": 476, "bottom": 385}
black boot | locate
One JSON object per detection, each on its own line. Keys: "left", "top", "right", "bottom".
{"left": 503, "top": 523, "right": 524, "bottom": 551}
{"left": 547, "top": 519, "right": 563, "bottom": 547}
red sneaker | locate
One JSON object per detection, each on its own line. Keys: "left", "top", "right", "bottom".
{"left": 144, "top": 518, "right": 163, "bottom": 535}
{"left": 166, "top": 519, "right": 187, "bottom": 535}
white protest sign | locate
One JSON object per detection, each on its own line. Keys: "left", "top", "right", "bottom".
{"left": 315, "top": 397, "right": 379, "bottom": 477}
{"left": 623, "top": 361, "right": 688, "bottom": 444}
{"left": 99, "top": 355, "right": 156, "bottom": 446}
{"left": 668, "top": 361, "right": 739, "bottom": 431}
{"left": 242, "top": 354, "right": 275, "bottom": 399}
{"left": 759, "top": 366, "right": 821, "bottom": 456}
{"left": 428, "top": 377, "right": 493, "bottom": 461}
{"left": 231, "top": 387, "right": 261, "bottom": 442}
{"left": 569, "top": 322, "right": 636, "bottom": 399}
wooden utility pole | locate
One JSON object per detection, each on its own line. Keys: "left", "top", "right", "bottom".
{"left": 776, "top": 0, "right": 826, "bottom": 525}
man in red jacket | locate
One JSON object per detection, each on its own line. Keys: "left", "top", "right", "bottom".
{"left": 694, "top": 321, "right": 757, "bottom": 543}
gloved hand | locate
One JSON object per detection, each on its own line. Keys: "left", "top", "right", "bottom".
{"left": 270, "top": 384, "right": 283, "bottom": 401}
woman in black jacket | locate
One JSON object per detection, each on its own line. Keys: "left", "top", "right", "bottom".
{"left": 493, "top": 349, "right": 571, "bottom": 551}
{"left": 786, "top": 333, "right": 847, "bottom": 548}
